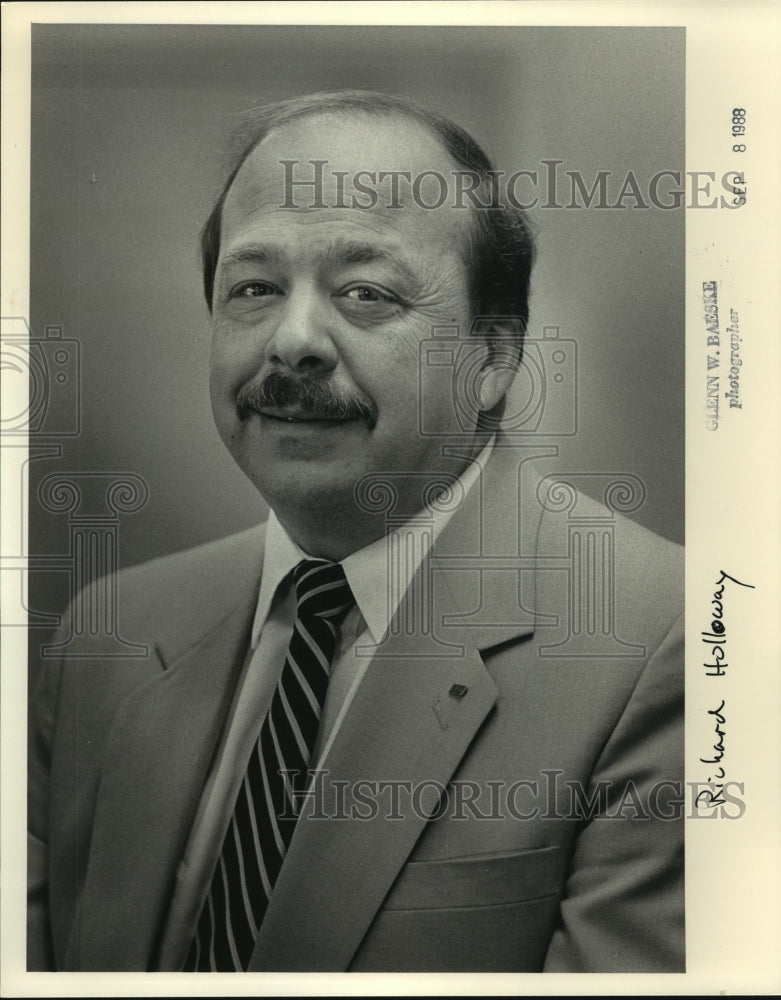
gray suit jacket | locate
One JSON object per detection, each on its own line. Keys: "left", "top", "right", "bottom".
{"left": 28, "top": 443, "right": 684, "bottom": 972}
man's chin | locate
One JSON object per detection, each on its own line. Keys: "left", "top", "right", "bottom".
{"left": 247, "top": 460, "right": 363, "bottom": 512}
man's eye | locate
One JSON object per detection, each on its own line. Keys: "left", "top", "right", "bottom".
{"left": 230, "top": 282, "right": 279, "bottom": 299}
{"left": 343, "top": 285, "right": 394, "bottom": 303}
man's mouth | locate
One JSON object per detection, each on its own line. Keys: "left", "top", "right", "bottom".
{"left": 257, "top": 408, "right": 358, "bottom": 424}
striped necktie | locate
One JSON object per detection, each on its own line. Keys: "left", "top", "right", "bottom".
{"left": 183, "top": 559, "right": 354, "bottom": 971}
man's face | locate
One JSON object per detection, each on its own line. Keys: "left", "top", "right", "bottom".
{"left": 210, "top": 113, "right": 491, "bottom": 538}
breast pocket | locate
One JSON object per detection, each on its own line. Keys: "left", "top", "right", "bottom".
{"left": 350, "top": 846, "right": 564, "bottom": 972}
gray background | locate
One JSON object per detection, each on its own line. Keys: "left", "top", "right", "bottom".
{"left": 28, "top": 24, "right": 685, "bottom": 622}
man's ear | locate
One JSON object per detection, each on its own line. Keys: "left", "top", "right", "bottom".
{"left": 476, "top": 318, "right": 524, "bottom": 412}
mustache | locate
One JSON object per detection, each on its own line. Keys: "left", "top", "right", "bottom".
{"left": 236, "top": 371, "right": 378, "bottom": 428}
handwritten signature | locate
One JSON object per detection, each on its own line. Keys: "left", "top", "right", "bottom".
{"left": 696, "top": 570, "right": 754, "bottom": 810}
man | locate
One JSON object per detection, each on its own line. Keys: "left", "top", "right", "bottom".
{"left": 28, "top": 91, "right": 684, "bottom": 973}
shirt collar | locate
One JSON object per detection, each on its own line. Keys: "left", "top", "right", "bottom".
{"left": 251, "top": 435, "right": 495, "bottom": 647}
{"left": 250, "top": 510, "right": 309, "bottom": 649}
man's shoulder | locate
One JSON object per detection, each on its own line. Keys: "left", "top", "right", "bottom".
{"left": 490, "top": 448, "right": 682, "bottom": 581}
{"left": 104, "top": 523, "right": 268, "bottom": 654}
{"left": 554, "top": 485, "right": 683, "bottom": 584}
{"left": 536, "top": 479, "right": 683, "bottom": 640}
{"left": 118, "top": 521, "right": 266, "bottom": 609}
{"left": 120, "top": 522, "right": 267, "bottom": 588}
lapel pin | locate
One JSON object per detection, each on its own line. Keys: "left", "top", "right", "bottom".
{"left": 449, "top": 684, "right": 468, "bottom": 700}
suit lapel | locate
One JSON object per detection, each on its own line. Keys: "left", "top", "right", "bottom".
{"left": 69, "top": 585, "right": 259, "bottom": 971}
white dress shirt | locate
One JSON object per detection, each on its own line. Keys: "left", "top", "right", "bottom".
{"left": 157, "top": 437, "right": 494, "bottom": 969}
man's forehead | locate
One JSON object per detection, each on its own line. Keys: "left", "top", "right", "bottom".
{"left": 222, "top": 112, "right": 467, "bottom": 217}
{"left": 236, "top": 111, "right": 455, "bottom": 182}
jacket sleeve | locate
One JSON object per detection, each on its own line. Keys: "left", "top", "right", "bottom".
{"left": 543, "top": 613, "right": 685, "bottom": 972}
{"left": 27, "top": 624, "right": 65, "bottom": 971}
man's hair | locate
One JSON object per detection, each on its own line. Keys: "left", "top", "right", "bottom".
{"left": 200, "top": 90, "right": 536, "bottom": 352}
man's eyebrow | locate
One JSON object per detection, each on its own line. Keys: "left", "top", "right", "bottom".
{"left": 327, "top": 239, "right": 419, "bottom": 286}
{"left": 219, "top": 243, "right": 287, "bottom": 268}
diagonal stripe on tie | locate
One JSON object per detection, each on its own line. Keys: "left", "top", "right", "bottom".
{"left": 183, "top": 559, "right": 354, "bottom": 971}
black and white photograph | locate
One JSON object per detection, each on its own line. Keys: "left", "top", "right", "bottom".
{"left": 1, "top": 2, "right": 778, "bottom": 995}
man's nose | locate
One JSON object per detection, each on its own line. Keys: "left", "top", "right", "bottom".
{"left": 264, "top": 288, "right": 338, "bottom": 374}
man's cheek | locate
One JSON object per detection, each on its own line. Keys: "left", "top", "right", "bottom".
{"left": 210, "top": 348, "right": 248, "bottom": 394}
{"left": 209, "top": 370, "right": 233, "bottom": 412}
